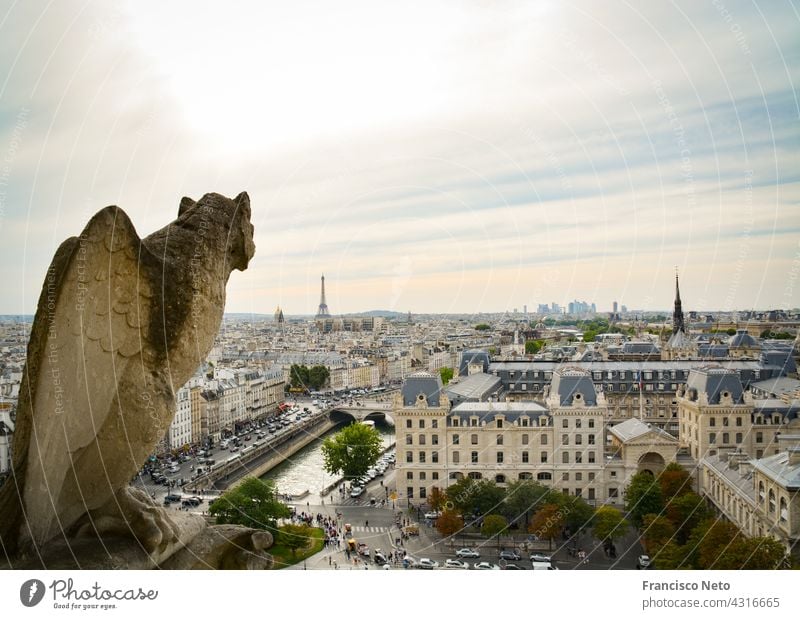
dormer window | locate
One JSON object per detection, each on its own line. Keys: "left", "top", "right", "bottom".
{"left": 497, "top": 419, "right": 503, "bottom": 429}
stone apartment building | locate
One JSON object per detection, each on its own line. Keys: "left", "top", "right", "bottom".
{"left": 394, "top": 368, "right": 678, "bottom": 508}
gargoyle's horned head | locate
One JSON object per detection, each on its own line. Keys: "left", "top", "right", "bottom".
{"left": 230, "top": 191, "right": 256, "bottom": 272}
{"left": 178, "top": 191, "right": 255, "bottom": 272}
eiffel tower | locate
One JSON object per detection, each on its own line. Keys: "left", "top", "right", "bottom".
{"left": 316, "top": 274, "right": 331, "bottom": 318}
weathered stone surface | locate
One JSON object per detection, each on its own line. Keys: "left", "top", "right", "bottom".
{"left": 0, "top": 192, "right": 257, "bottom": 567}
{"left": 160, "top": 526, "right": 274, "bottom": 570}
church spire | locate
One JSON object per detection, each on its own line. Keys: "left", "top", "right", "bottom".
{"left": 672, "top": 269, "right": 685, "bottom": 335}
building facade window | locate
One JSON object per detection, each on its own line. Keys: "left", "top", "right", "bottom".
{"left": 471, "top": 451, "right": 478, "bottom": 464}
{"left": 522, "top": 451, "right": 529, "bottom": 463}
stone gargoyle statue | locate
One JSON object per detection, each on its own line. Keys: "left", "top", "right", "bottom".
{"left": 0, "top": 192, "right": 270, "bottom": 569}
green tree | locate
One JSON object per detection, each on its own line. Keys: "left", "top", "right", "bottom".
{"left": 593, "top": 506, "right": 630, "bottom": 544}
{"left": 726, "top": 328, "right": 737, "bottom": 336}
{"left": 445, "top": 477, "right": 476, "bottom": 513}
{"left": 658, "top": 462, "right": 692, "bottom": 501}
{"left": 208, "top": 477, "right": 290, "bottom": 532}
{"left": 469, "top": 480, "right": 507, "bottom": 517}
{"left": 488, "top": 346, "right": 497, "bottom": 355}
{"left": 321, "top": 423, "right": 383, "bottom": 480}
{"left": 665, "top": 492, "right": 711, "bottom": 544}
{"left": 289, "top": 364, "right": 310, "bottom": 389}
{"left": 625, "top": 471, "right": 665, "bottom": 527}
{"left": 733, "top": 537, "right": 787, "bottom": 569}
{"left": 641, "top": 514, "right": 675, "bottom": 556}
{"left": 502, "top": 480, "right": 550, "bottom": 527}
{"left": 581, "top": 329, "right": 597, "bottom": 343}
{"left": 529, "top": 503, "right": 565, "bottom": 550}
{"left": 439, "top": 367, "right": 454, "bottom": 386}
{"left": 436, "top": 509, "right": 463, "bottom": 538}
{"left": 652, "top": 540, "right": 692, "bottom": 570}
{"left": 693, "top": 519, "right": 740, "bottom": 569}
{"left": 474, "top": 323, "right": 491, "bottom": 331}
{"left": 524, "top": 339, "right": 545, "bottom": 354}
{"left": 481, "top": 514, "right": 508, "bottom": 549}
{"left": 560, "top": 495, "right": 595, "bottom": 534}
{"left": 308, "top": 365, "right": 330, "bottom": 390}
{"left": 278, "top": 523, "right": 313, "bottom": 556}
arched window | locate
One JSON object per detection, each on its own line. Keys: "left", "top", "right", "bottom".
{"left": 518, "top": 472, "right": 533, "bottom": 480}
{"left": 468, "top": 472, "right": 482, "bottom": 480}
{"left": 758, "top": 481, "right": 765, "bottom": 504}
{"left": 768, "top": 489, "right": 776, "bottom": 514}
{"left": 537, "top": 472, "right": 552, "bottom": 481}
{"left": 495, "top": 474, "right": 506, "bottom": 484}
{"left": 780, "top": 497, "right": 788, "bottom": 522}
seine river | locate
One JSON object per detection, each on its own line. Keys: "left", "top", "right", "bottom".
{"left": 261, "top": 418, "right": 395, "bottom": 500}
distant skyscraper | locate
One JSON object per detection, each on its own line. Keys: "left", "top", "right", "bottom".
{"left": 523, "top": 304, "right": 527, "bottom": 315}
{"left": 316, "top": 274, "right": 331, "bottom": 318}
{"left": 613, "top": 301, "right": 618, "bottom": 314}
{"left": 672, "top": 271, "right": 685, "bottom": 335}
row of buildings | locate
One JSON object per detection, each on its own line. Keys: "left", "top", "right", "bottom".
{"left": 163, "top": 366, "right": 286, "bottom": 452}
{"left": 391, "top": 278, "right": 800, "bottom": 556}
{"left": 393, "top": 363, "right": 799, "bottom": 556}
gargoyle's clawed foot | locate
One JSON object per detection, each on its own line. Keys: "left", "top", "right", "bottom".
{"left": 73, "top": 487, "right": 180, "bottom": 555}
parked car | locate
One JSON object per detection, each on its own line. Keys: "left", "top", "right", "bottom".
{"left": 350, "top": 486, "right": 364, "bottom": 498}
{"left": 502, "top": 563, "right": 526, "bottom": 570}
{"left": 529, "top": 553, "right": 552, "bottom": 563}
{"left": 456, "top": 548, "right": 480, "bottom": 558}
{"left": 499, "top": 550, "right": 521, "bottom": 561}
{"left": 417, "top": 558, "right": 439, "bottom": 570}
{"left": 163, "top": 494, "right": 182, "bottom": 504}
{"left": 531, "top": 561, "right": 557, "bottom": 570}
{"left": 473, "top": 562, "right": 500, "bottom": 570}
{"left": 423, "top": 511, "right": 441, "bottom": 520}
{"left": 637, "top": 555, "right": 651, "bottom": 569}
{"left": 444, "top": 559, "right": 470, "bottom": 569}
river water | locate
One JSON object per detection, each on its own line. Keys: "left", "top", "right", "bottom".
{"left": 262, "top": 418, "right": 395, "bottom": 499}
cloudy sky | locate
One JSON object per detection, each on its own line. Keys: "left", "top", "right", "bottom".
{"left": 0, "top": 1, "right": 797, "bottom": 316}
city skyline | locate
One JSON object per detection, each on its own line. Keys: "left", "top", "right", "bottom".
{"left": 0, "top": 2, "right": 797, "bottom": 315}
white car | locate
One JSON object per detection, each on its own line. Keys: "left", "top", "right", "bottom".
{"left": 473, "top": 562, "right": 500, "bottom": 570}
{"left": 444, "top": 559, "right": 470, "bottom": 569}
{"left": 424, "top": 511, "right": 441, "bottom": 520}
{"left": 350, "top": 486, "right": 364, "bottom": 497}
{"left": 417, "top": 558, "right": 439, "bottom": 570}
{"left": 456, "top": 548, "right": 480, "bottom": 558}
{"left": 637, "top": 555, "right": 651, "bottom": 569}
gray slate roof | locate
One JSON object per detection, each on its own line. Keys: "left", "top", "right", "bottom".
{"left": 686, "top": 366, "right": 745, "bottom": 404}
{"left": 458, "top": 350, "right": 491, "bottom": 376}
{"left": 751, "top": 446, "right": 800, "bottom": 490}
{"left": 401, "top": 371, "right": 444, "bottom": 407}
{"left": 728, "top": 329, "right": 759, "bottom": 348}
{"left": 550, "top": 367, "right": 597, "bottom": 406}
{"left": 450, "top": 401, "right": 548, "bottom": 423}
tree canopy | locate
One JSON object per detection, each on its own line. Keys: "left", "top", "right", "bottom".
{"left": 321, "top": 422, "right": 383, "bottom": 480}
{"left": 481, "top": 514, "right": 508, "bottom": 545}
{"left": 439, "top": 367, "right": 454, "bottom": 386}
{"left": 593, "top": 506, "right": 629, "bottom": 543}
{"left": 208, "top": 477, "right": 290, "bottom": 532}
{"left": 474, "top": 323, "right": 491, "bottom": 331}
{"left": 289, "top": 364, "right": 330, "bottom": 391}
{"left": 436, "top": 509, "right": 464, "bottom": 538}
{"left": 529, "top": 504, "right": 565, "bottom": 549}
{"left": 278, "top": 523, "right": 313, "bottom": 556}
{"left": 625, "top": 471, "right": 665, "bottom": 527}
{"left": 524, "top": 339, "right": 545, "bottom": 354}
